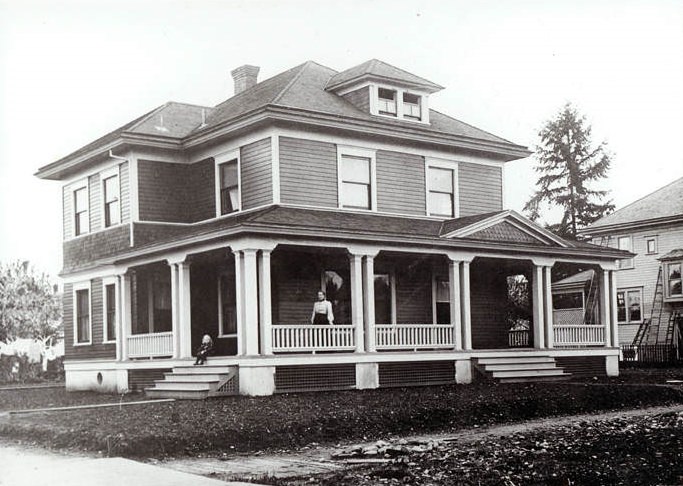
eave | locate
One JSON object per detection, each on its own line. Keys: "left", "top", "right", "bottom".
{"left": 579, "top": 214, "right": 683, "bottom": 236}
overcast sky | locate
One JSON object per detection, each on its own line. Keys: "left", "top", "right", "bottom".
{"left": 1, "top": 0, "right": 682, "bottom": 278}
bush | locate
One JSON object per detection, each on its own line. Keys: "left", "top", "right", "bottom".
{"left": 0, "top": 354, "right": 64, "bottom": 384}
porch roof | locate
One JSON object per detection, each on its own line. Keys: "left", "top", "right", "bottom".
{"left": 96, "top": 206, "right": 631, "bottom": 270}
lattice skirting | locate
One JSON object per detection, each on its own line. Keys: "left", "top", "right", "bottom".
{"left": 275, "top": 364, "right": 356, "bottom": 393}
{"left": 378, "top": 361, "right": 455, "bottom": 388}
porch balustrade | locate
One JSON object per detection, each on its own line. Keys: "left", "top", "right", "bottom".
{"left": 508, "top": 329, "right": 531, "bottom": 348}
{"left": 271, "top": 324, "right": 356, "bottom": 353}
{"left": 375, "top": 324, "right": 455, "bottom": 350}
{"left": 127, "top": 332, "right": 174, "bottom": 358}
{"left": 553, "top": 324, "right": 605, "bottom": 347}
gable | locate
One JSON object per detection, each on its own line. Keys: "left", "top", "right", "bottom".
{"left": 467, "top": 221, "right": 548, "bottom": 245}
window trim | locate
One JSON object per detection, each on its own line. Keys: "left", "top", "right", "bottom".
{"left": 337, "top": 145, "right": 377, "bottom": 212}
{"left": 100, "top": 166, "right": 121, "bottom": 229}
{"left": 214, "top": 149, "right": 241, "bottom": 217}
{"left": 432, "top": 274, "right": 451, "bottom": 325}
{"left": 73, "top": 281, "right": 92, "bottom": 346}
{"left": 664, "top": 261, "right": 683, "bottom": 300}
{"left": 102, "top": 277, "right": 117, "bottom": 344}
{"left": 72, "top": 179, "right": 90, "bottom": 237}
{"left": 645, "top": 236, "right": 658, "bottom": 255}
{"left": 425, "top": 157, "right": 459, "bottom": 218}
{"left": 369, "top": 84, "right": 430, "bottom": 124}
{"left": 217, "top": 271, "right": 237, "bottom": 338}
{"left": 616, "top": 235, "right": 634, "bottom": 270}
{"left": 616, "top": 287, "right": 643, "bottom": 325}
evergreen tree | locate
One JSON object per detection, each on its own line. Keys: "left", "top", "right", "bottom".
{"left": 524, "top": 103, "right": 614, "bottom": 238}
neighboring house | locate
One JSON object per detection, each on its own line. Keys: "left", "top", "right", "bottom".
{"left": 35, "top": 59, "right": 629, "bottom": 398}
{"left": 580, "top": 177, "right": 683, "bottom": 346}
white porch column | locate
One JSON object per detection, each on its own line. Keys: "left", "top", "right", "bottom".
{"left": 242, "top": 249, "right": 260, "bottom": 355}
{"left": 460, "top": 261, "right": 472, "bottom": 350}
{"left": 448, "top": 259, "right": 463, "bottom": 350}
{"left": 600, "top": 268, "right": 611, "bottom": 347}
{"left": 532, "top": 264, "right": 545, "bottom": 349}
{"left": 349, "top": 253, "right": 365, "bottom": 353}
{"left": 258, "top": 250, "right": 273, "bottom": 355}
{"left": 363, "top": 254, "right": 376, "bottom": 352}
{"left": 178, "top": 261, "right": 192, "bottom": 359}
{"left": 543, "top": 266, "right": 554, "bottom": 349}
{"left": 169, "top": 262, "right": 180, "bottom": 358}
{"left": 119, "top": 272, "right": 132, "bottom": 361}
{"left": 234, "top": 251, "right": 245, "bottom": 355}
{"left": 609, "top": 269, "right": 619, "bottom": 347}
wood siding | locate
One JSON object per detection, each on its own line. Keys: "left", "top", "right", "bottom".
{"left": 376, "top": 150, "right": 426, "bottom": 215}
{"left": 120, "top": 162, "right": 131, "bottom": 223}
{"left": 596, "top": 224, "right": 683, "bottom": 344}
{"left": 341, "top": 86, "right": 370, "bottom": 113}
{"left": 188, "top": 158, "right": 216, "bottom": 221}
{"left": 241, "top": 138, "right": 272, "bottom": 209}
{"left": 63, "top": 224, "right": 131, "bottom": 273}
{"left": 458, "top": 162, "right": 503, "bottom": 217}
{"left": 88, "top": 173, "right": 102, "bottom": 232}
{"left": 280, "top": 137, "right": 338, "bottom": 208}
{"left": 137, "top": 160, "right": 188, "bottom": 222}
{"left": 63, "top": 280, "right": 116, "bottom": 360}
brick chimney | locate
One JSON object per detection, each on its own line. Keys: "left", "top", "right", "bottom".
{"left": 231, "top": 65, "right": 260, "bottom": 95}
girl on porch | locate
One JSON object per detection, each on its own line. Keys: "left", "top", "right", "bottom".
{"left": 194, "top": 334, "right": 214, "bottom": 365}
{"left": 311, "top": 291, "right": 334, "bottom": 325}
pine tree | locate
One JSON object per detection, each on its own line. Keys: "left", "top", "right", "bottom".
{"left": 524, "top": 103, "right": 614, "bottom": 238}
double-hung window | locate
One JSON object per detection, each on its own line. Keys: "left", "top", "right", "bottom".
{"left": 616, "top": 288, "right": 642, "bottom": 324}
{"left": 377, "top": 88, "right": 397, "bottom": 116}
{"left": 103, "top": 172, "right": 120, "bottom": 227}
{"left": 434, "top": 277, "right": 450, "bottom": 324}
{"left": 215, "top": 150, "right": 240, "bottom": 216}
{"left": 645, "top": 236, "right": 658, "bottom": 255}
{"left": 338, "top": 147, "right": 376, "bottom": 211}
{"left": 666, "top": 262, "right": 682, "bottom": 299}
{"left": 103, "top": 281, "right": 116, "bottom": 342}
{"left": 74, "top": 283, "right": 91, "bottom": 345}
{"left": 616, "top": 235, "right": 634, "bottom": 269}
{"left": 403, "top": 93, "right": 421, "bottom": 120}
{"left": 426, "top": 159, "right": 458, "bottom": 218}
{"left": 73, "top": 182, "right": 89, "bottom": 236}
{"left": 217, "top": 273, "right": 237, "bottom": 337}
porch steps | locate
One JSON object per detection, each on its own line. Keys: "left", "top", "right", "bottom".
{"left": 475, "top": 356, "right": 571, "bottom": 383}
{"left": 145, "top": 365, "right": 239, "bottom": 400}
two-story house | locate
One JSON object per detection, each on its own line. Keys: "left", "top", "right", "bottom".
{"left": 36, "top": 60, "right": 629, "bottom": 398}
{"left": 581, "top": 177, "right": 683, "bottom": 347}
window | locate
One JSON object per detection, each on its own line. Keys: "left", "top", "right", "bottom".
{"left": 434, "top": 277, "right": 450, "bottom": 324}
{"left": 74, "top": 285, "right": 91, "bottom": 344}
{"left": 616, "top": 236, "right": 633, "bottom": 269}
{"left": 426, "top": 159, "right": 458, "bottom": 218}
{"left": 374, "top": 274, "right": 393, "bottom": 325}
{"left": 402, "top": 93, "right": 421, "bottom": 120}
{"left": 377, "top": 88, "right": 397, "bottom": 116}
{"left": 616, "top": 288, "right": 642, "bottom": 324}
{"left": 666, "top": 262, "right": 682, "bottom": 298}
{"left": 73, "top": 185, "right": 89, "bottom": 236}
{"left": 646, "top": 237, "right": 658, "bottom": 255}
{"left": 103, "top": 174, "right": 120, "bottom": 227}
{"left": 340, "top": 155, "right": 371, "bottom": 209}
{"left": 219, "top": 159, "right": 239, "bottom": 215}
{"left": 552, "top": 292, "right": 584, "bottom": 310}
{"left": 104, "top": 283, "right": 116, "bottom": 342}
{"left": 218, "top": 274, "right": 237, "bottom": 336}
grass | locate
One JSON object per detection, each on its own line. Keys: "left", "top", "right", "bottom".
{"left": 0, "top": 376, "right": 682, "bottom": 459}
{"left": 0, "top": 387, "right": 142, "bottom": 413}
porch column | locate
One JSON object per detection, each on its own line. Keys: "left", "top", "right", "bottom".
{"left": 349, "top": 253, "right": 365, "bottom": 353}
{"left": 609, "top": 269, "right": 619, "bottom": 347}
{"left": 169, "top": 263, "right": 180, "bottom": 358}
{"left": 447, "top": 259, "right": 463, "bottom": 350}
{"left": 234, "top": 251, "right": 245, "bottom": 355}
{"left": 363, "top": 254, "right": 376, "bottom": 352}
{"left": 242, "top": 249, "right": 260, "bottom": 355}
{"left": 258, "top": 250, "right": 273, "bottom": 355}
{"left": 532, "top": 264, "right": 545, "bottom": 349}
{"left": 543, "top": 266, "right": 554, "bottom": 349}
{"left": 178, "top": 261, "right": 192, "bottom": 359}
{"left": 599, "top": 268, "right": 611, "bottom": 347}
{"left": 119, "top": 272, "right": 132, "bottom": 361}
{"left": 460, "top": 261, "right": 472, "bottom": 350}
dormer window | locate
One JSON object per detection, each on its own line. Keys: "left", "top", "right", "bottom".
{"left": 403, "top": 93, "right": 421, "bottom": 120}
{"left": 377, "top": 88, "right": 397, "bottom": 117}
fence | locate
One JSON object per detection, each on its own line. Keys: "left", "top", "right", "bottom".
{"left": 620, "top": 344, "right": 682, "bottom": 366}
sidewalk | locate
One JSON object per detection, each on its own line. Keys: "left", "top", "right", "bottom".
{"left": 0, "top": 443, "right": 260, "bottom": 486}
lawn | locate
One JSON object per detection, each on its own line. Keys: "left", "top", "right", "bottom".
{"left": 0, "top": 377, "right": 681, "bottom": 459}
{"left": 0, "top": 386, "right": 142, "bottom": 413}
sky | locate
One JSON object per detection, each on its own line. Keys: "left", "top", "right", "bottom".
{"left": 1, "top": 0, "right": 682, "bottom": 279}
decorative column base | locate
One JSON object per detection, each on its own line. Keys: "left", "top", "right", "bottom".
{"left": 356, "top": 363, "right": 379, "bottom": 389}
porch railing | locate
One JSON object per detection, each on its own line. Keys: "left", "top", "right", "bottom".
{"left": 127, "top": 331, "right": 174, "bottom": 358}
{"left": 375, "top": 324, "right": 455, "bottom": 350}
{"left": 508, "top": 329, "right": 531, "bottom": 348}
{"left": 553, "top": 325, "right": 605, "bottom": 347}
{"left": 271, "top": 324, "right": 356, "bottom": 353}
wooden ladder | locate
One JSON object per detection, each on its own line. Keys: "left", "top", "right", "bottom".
{"left": 633, "top": 266, "right": 664, "bottom": 345}
{"left": 664, "top": 310, "right": 681, "bottom": 345}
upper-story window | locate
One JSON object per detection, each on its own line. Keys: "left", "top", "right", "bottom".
{"left": 426, "top": 159, "right": 458, "bottom": 218}
{"left": 215, "top": 150, "right": 241, "bottom": 217}
{"left": 102, "top": 172, "right": 120, "bottom": 227}
{"left": 616, "top": 235, "right": 633, "bottom": 269}
{"left": 377, "top": 88, "right": 397, "bottom": 116}
{"left": 73, "top": 183, "right": 89, "bottom": 236}
{"left": 645, "top": 236, "right": 658, "bottom": 255}
{"left": 402, "top": 93, "right": 421, "bottom": 120}
{"left": 666, "top": 262, "right": 682, "bottom": 299}
{"left": 337, "top": 146, "right": 376, "bottom": 211}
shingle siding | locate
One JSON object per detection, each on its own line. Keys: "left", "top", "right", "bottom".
{"left": 188, "top": 158, "right": 216, "bottom": 221}
{"left": 137, "top": 160, "right": 188, "bottom": 222}
{"left": 280, "top": 137, "right": 338, "bottom": 208}
{"left": 63, "top": 225, "right": 131, "bottom": 273}
{"left": 458, "top": 163, "right": 503, "bottom": 217}
{"left": 341, "top": 86, "right": 370, "bottom": 113}
{"left": 241, "top": 138, "right": 272, "bottom": 209}
{"left": 376, "top": 150, "right": 425, "bottom": 215}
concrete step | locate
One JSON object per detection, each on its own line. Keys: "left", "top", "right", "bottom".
{"left": 152, "top": 381, "right": 212, "bottom": 391}
{"left": 477, "top": 356, "right": 555, "bottom": 365}
{"left": 171, "top": 365, "right": 235, "bottom": 375}
{"left": 163, "top": 373, "right": 226, "bottom": 382}
{"left": 491, "top": 369, "right": 568, "bottom": 379}
{"left": 482, "top": 362, "right": 557, "bottom": 372}
{"left": 146, "top": 388, "right": 210, "bottom": 400}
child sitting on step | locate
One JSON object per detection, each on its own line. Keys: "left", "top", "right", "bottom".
{"left": 194, "top": 334, "right": 214, "bottom": 365}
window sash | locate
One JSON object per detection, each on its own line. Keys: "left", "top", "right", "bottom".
{"left": 340, "top": 155, "right": 371, "bottom": 209}
{"left": 616, "top": 289, "right": 642, "bottom": 323}
{"left": 76, "top": 289, "right": 90, "bottom": 343}
{"left": 667, "top": 263, "right": 682, "bottom": 297}
{"left": 73, "top": 187, "right": 89, "bottom": 236}
{"left": 105, "top": 284, "right": 116, "bottom": 341}
{"left": 378, "top": 88, "right": 397, "bottom": 115}
{"left": 341, "top": 182, "right": 370, "bottom": 209}
{"left": 219, "top": 161, "right": 239, "bottom": 215}
{"left": 403, "top": 93, "right": 421, "bottom": 120}
{"left": 616, "top": 236, "right": 633, "bottom": 269}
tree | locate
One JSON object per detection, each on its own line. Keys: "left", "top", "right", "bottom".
{"left": 524, "top": 103, "right": 615, "bottom": 239}
{"left": 0, "top": 260, "right": 62, "bottom": 343}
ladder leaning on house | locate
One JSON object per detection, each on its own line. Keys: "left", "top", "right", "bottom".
{"left": 583, "top": 271, "right": 599, "bottom": 325}
{"left": 633, "top": 266, "right": 665, "bottom": 346}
